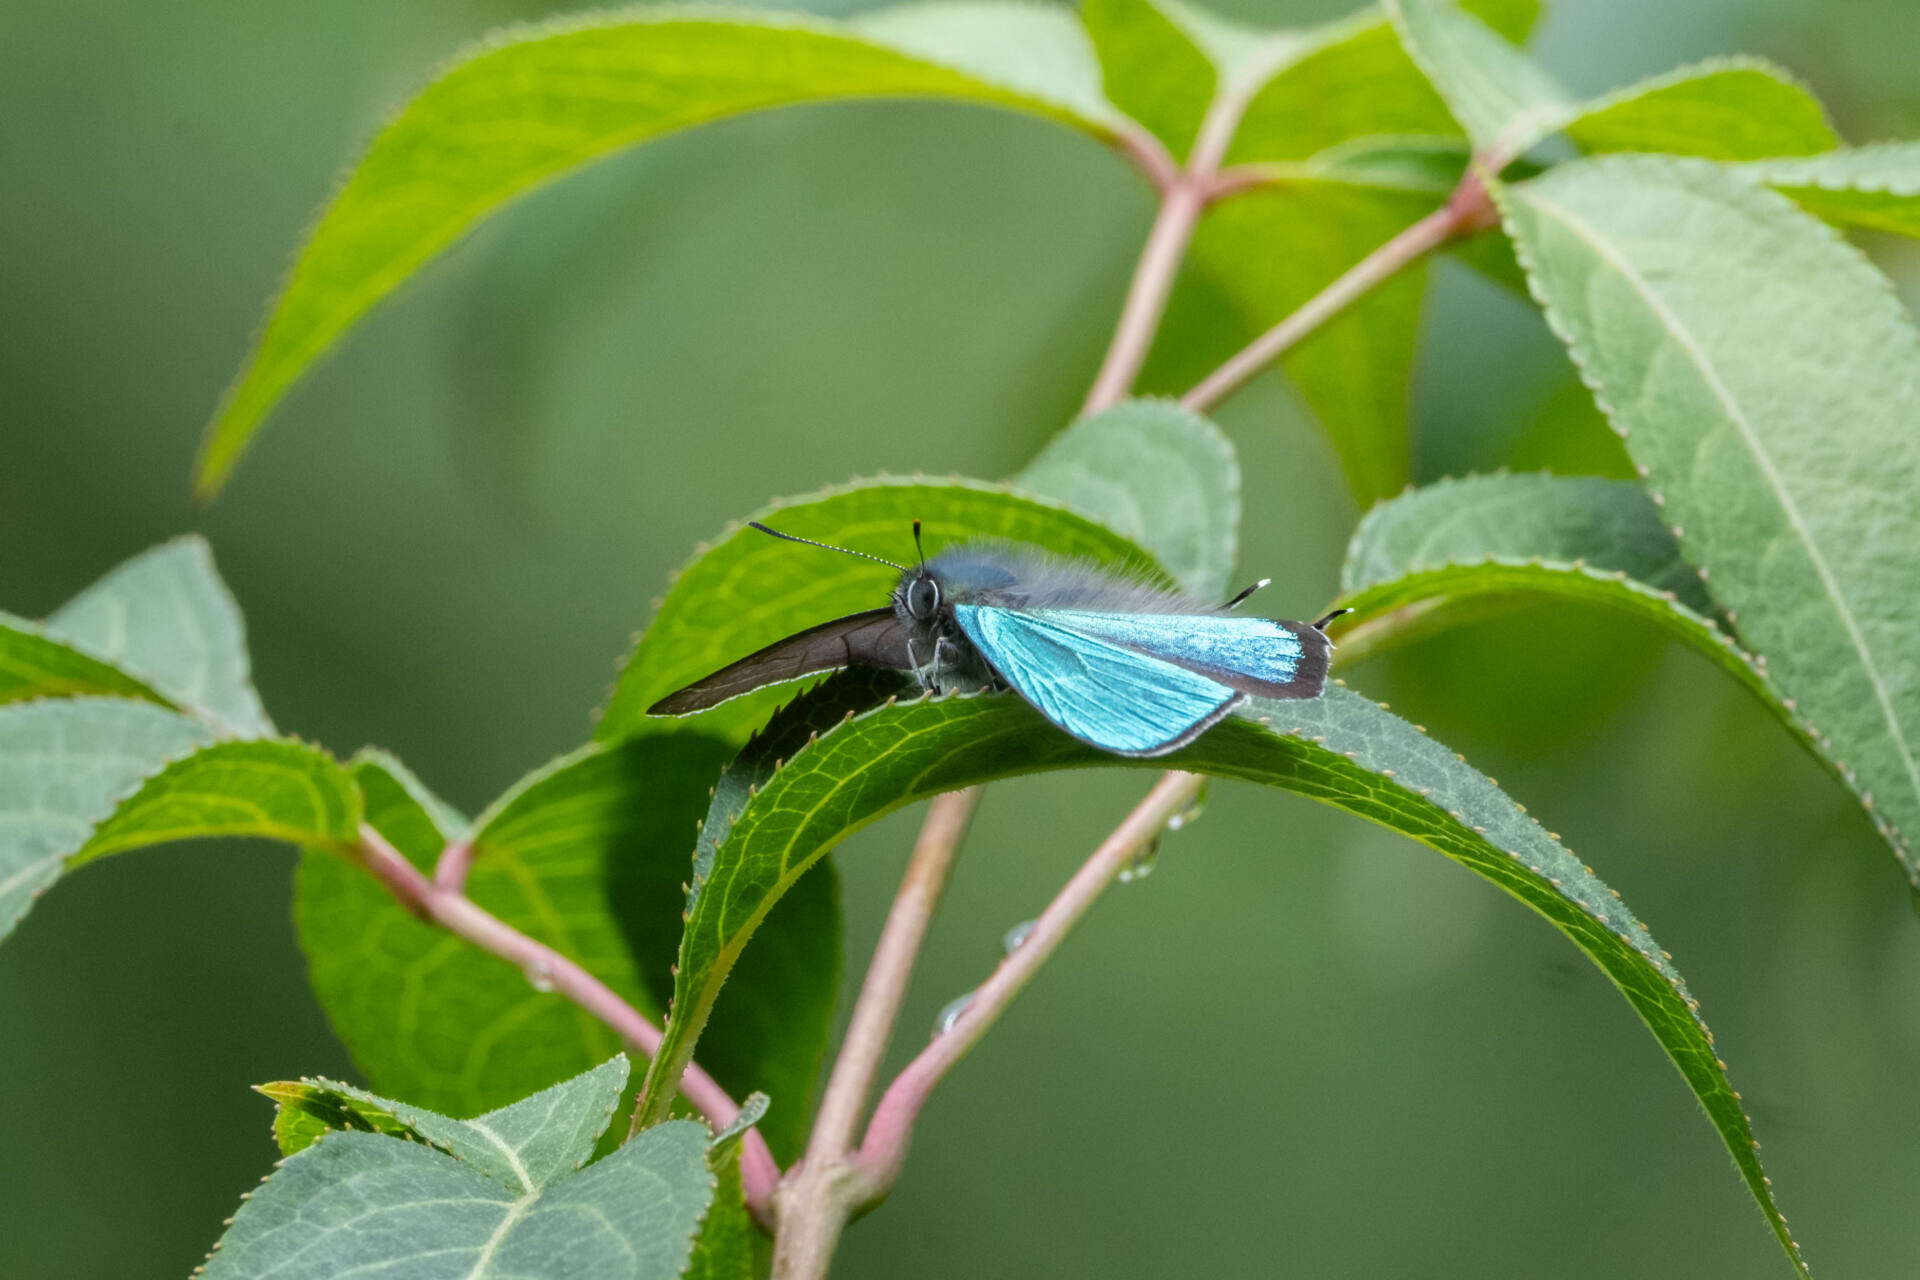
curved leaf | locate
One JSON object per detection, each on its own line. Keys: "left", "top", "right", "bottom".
{"left": 1565, "top": 57, "right": 1837, "bottom": 161}
{"left": 1343, "top": 473, "right": 1712, "bottom": 611}
{"left": 193, "top": 4, "right": 1122, "bottom": 498}
{"left": 1014, "top": 398, "right": 1240, "bottom": 602}
{"left": 208, "top": 1060, "right": 715, "bottom": 1280}
{"left": 75, "top": 738, "right": 359, "bottom": 863}
{"left": 0, "top": 698, "right": 212, "bottom": 942}
{"left": 632, "top": 676, "right": 1803, "bottom": 1272}
{"left": 42, "top": 536, "right": 272, "bottom": 737}
{"left": 1738, "top": 142, "right": 1920, "bottom": 238}
{"left": 1499, "top": 155, "right": 1920, "bottom": 884}
{"left": 596, "top": 478, "right": 1158, "bottom": 744}
{"left": 1332, "top": 474, "right": 1801, "bottom": 737}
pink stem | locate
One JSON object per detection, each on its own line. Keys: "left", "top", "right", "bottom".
{"left": 1180, "top": 166, "right": 1497, "bottom": 415}
{"left": 356, "top": 825, "right": 782, "bottom": 1224}
{"left": 850, "top": 771, "right": 1205, "bottom": 1203}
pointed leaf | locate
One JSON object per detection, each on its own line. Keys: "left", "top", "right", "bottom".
{"left": 1081, "top": 0, "right": 1215, "bottom": 160}
{"left": 1738, "top": 143, "right": 1920, "bottom": 238}
{"left": 44, "top": 536, "right": 272, "bottom": 737}
{"left": 193, "top": 4, "right": 1122, "bottom": 497}
{"left": 596, "top": 478, "right": 1159, "bottom": 745}
{"left": 631, "top": 677, "right": 1804, "bottom": 1273}
{"left": 0, "top": 698, "right": 211, "bottom": 942}
{"left": 1015, "top": 398, "right": 1240, "bottom": 602}
{"left": 1565, "top": 57, "right": 1838, "bottom": 161}
{"left": 208, "top": 1062, "right": 714, "bottom": 1280}
{"left": 1500, "top": 155, "right": 1920, "bottom": 884}
{"left": 682, "top": 1140, "right": 760, "bottom": 1280}
{"left": 1383, "top": 0, "right": 1569, "bottom": 158}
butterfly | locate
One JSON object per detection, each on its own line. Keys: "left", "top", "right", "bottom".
{"left": 648, "top": 521, "right": 1346, "bottom": 757}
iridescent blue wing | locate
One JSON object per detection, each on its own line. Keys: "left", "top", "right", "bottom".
{"left": 1024, "top": 610, "right": 1329, "bottom": 701}
{"left": 951, "top": 605, "right": 1240, "bottom": 757}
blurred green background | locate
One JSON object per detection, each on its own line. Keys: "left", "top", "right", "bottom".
{"left": 5, "top": 0, "right": 1920, "bottom": 1275}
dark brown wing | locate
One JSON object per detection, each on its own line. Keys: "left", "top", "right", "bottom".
{"left": 647, "top": 609, "right": 913, "bottom": 715}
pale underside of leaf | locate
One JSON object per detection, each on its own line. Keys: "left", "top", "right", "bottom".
{"left": 1013, "top": 398, "right": 1240, "bottom": 603}
{"left": 207, "top": 1060, "right": 715, "bottom": 1280}
{"left": 1499, "top": 155, "right": 1920, "bottom": 883}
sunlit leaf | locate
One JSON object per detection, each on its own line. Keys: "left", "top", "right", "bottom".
{"left": 1565, "top": 57, "right": 1838, "bottom": 161}
{"left": 207, "top": 1059, "right": 714, "bottom": 1280}
{"left": 194, "top": 4, "right": 1125, "bottom": 498}
{"left": 630, "top": 674, "right": 1804, "bottom": 1273}
{"left": 1081, "top": 0, "right": 1215, "bottom": 159}
{"left": 1500, "top": 154, "right": 1920, "bottom": 884}
{"left": 0, "top": 617, "right": 168, "bottom": 709}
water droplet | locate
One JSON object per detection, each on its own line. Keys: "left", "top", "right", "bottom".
{"left": 525, "top": 959, "right": 556, "bottom": 993}
{"left": 1001, "top": 919, "right": 1037, "bottom": 957}
{"left": 1164, "top": 783, "right": 1208, "bottom": 832}
{"left": 932, "top": 992, "right": 973, "bottom": 1037}
{"left": 1117, "top": 837, "right": 1161, "bottom": 884}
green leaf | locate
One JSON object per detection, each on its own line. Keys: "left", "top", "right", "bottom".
{"left": 1738, "top": 143, "right": 1920, "bottom": 238}
{"left": 0, "top": 698, "right": 212, "bottom": 941}
{"left": 631, "top": 677, "right": 1804, "bottom": 1272}
{"left": 682, "top": 1139, "right": 762, "bottom": 1280}
{"left": 1343, "top": 473, "right": 1713, "bottom": 612}
{"left": 1564, "top": 57, "right": 1838, "bottom": 162}
{"left": 596, "top": 478, "right": 1159, "bottom": 745}
{"left": 1499, "top": 154, "right": 1920, "bottom": 884}
{"left": 1332, "top": 474, "right": 1799, "bottom": 737}
{"left": 208, "top": 1060, "right": 715, "bottom": 1280}
{"left": 74, "top": 738, "right": 359, "bottom": 864}
{"left": 43, "top": 536, "right": 272, "bottom": 737}
{"left": 193, "top": 5, "right": 1121, "bottom": 499}
{"left": 1383, "top": 0, "right": 1569, "bottom": 157}
{"left": 1225, "top": 0, "right": 1539, "bottom": 164}
{"left": 0, "top": 617, "right": 168, "bottom": 709}
{"left": 256, "top": 1079, "right": 426, "bottom": 1157}
{"left": 297, "top": 738, "right": 837, "bottom": 1162}
{"left": 1014, "top": 398, "right": 1240, "bottom": 602}
{"left": 1081, "top": 0, "right": 1215, "bottom": 160}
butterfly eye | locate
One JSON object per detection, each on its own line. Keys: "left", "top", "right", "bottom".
{"left": 907, "top": 575, "right": 941, "bottom": 620}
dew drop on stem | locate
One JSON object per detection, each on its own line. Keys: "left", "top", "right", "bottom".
{"left": 1117, "top": 836, "right": 1161, "bottom": 884}
{"left": 932, "top": 992, "right": 974, "bottom": 1038}
{"left": 1001, "top": 919, "right": 1037, "bottom": 957}
{"left": 524, "top": 958, "right": 556, "bottom": 993}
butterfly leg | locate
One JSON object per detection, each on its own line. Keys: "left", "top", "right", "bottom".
{"left": 906, "top": 637, "right": 934, "bottom": 694}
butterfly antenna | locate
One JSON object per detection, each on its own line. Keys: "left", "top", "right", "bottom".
{"left": 746, "top": 521, "right": 908, "bottom": 571}
{"left": 1223, "top": 578, "right": 1271, "bottom": 609}
{"left": 1312, "top": 607, "right": 1354, "bottom": 632}
{"left": 912, "top": 519, "right": 927, "bottom": 570}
